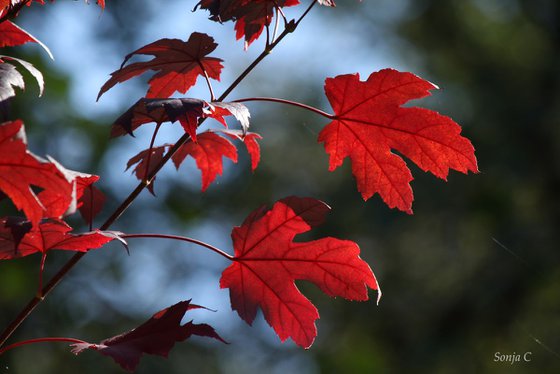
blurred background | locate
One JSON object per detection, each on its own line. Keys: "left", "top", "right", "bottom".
{"left": 1, "top": 0, "right": 559, "bottom": 373}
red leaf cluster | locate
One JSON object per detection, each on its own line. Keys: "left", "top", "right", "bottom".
{"left": 221, "top": 196, "right": 379, "bottom": 348}
{"left": 110, "top": 96, "right": 259, "bottom": 192}
{"left": 0, "top": 120, "right": 106, "bottom": 226}
{"left": 126, "top": 130, "right": 261, "bottom": 193}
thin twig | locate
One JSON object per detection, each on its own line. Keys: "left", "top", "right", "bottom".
{"left": 142, "top": 122, "right": 163, "bottom": 183}
{"left": 0, "top": 337, "right": 88, "bottom": 355}
{"left": 235, "top": 97, "right": 335, "bottom": 119}
{"left": 121, "top": 233, "right": 234, "bottom": 261}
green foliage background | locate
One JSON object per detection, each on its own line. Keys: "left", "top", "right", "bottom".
{"left": 1, "top": 1, "right": 559, "bottom": 373}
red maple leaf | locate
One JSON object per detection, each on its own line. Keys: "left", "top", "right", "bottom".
{"left": 70, "top": 300, "right": 226, "bottom": 372}
{"left": 220, "top": 196, "right": 379, "bottom": 348}
{"left": 36, "top": 158, "right": 106, "bottom": 222}
{"left": 65, "top": 172, "right": 106, "bottom": 226}
{"left": 77, "top": 181, "right": 106, "bottom": 226}
{"left": 222, "top": 129, "right": 262, "bottom": 172}
{"left": 110, "top": 98, "right": 205, "bottom": 140}
{"left": 126, "top": 144, "right": 171, "bottom": 195}
{"left": 172, "top": 131, "right": 237, "bottom": 191}
{"left": 0, "top": 120, "right": 73, "bottom": 226}
{"left": 109, "top": 98, "right": 249, "bottom": 144}
{"left": 318, "top": 69, "right": 478, "bottom": 213}
{"left": 0, "top": 217, "right": 118, "bottom": 259}
{"left": 197, "top": 0, "right": 300, "bottom": 48}
{"left": 97, "top": 32, "right": 223, "bottom": 100}
{"left": 0, "top": 21, "right": 52, "bottom": 58}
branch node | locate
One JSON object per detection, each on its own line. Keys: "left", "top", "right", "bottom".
{"left": 286, "top": 20, "right": 297, "bottom": 33}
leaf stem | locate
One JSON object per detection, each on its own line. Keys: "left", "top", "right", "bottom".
{"left": 0, "top": 337, "right": 88, "bottom": 355}
{"left": 272, "top": 6, "right": 281, "bottom": 42}
{"left": 120, "top": 233, "right": 234, "bottom": 261}
{"left": 86, "top": 184, "right": 94, "bottom": 231}
{"left": 218, "top": 6, "right": 310, "bottom": 101}
{"left": 0, "top": 2, "right": 318, "bottom": 349}
{"left": 271, "top": 0, "right": 288, "bottom": 27}
{"left": 143, "top": 122, "right": 162, "bottom": 184}
{"left": 37, "top": 253, "right": 47, "bottom": 297}
{"left": 198, "top": 62, "right": 216, "bottom": 101}
{"left": 234, "top": 97, "right": 335, "bottom": 119}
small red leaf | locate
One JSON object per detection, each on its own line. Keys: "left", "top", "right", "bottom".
{"left": 70, "top": 300, "right": 226, "bottom": 373}
{"left": 222, "top": 129, "right": 262, "bottom": 172}
{"left": 318, "top": 69, "right": 479, "bottom": 213}
{"left": 242, "top": 132, "right": 262, "bottom": 172}
{"left": 98, "top": 32, "right": 223, "bottom": 100}
{"left": 126, "top": 145, "right": 171, "bottom": 195}
{"left": 0, "top": 217, "right": 117, "bottom": 259}
{"left": 0, "top": 21, "right": 53, "bottom": 59}
{"left": 171, "top": 132, "right": 237, "bottom": 191}
{"left": 220, "top": 196, "right": 379, "bottom": 348}
{"left": 76, "top": 176, "right": 106, "bottom": 226}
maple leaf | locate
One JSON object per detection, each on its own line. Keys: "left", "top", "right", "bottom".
{"left": 196, "top": 0, "right": 299, "bottom": 48}
{"left": 0, "top": 56, "right": 44, "bottom": 102}
{"left": 72, "top": 174, "right": 106, "bottom": 226}
{"left": 221, "top": 129, "right": 262, "bottom": 171}
{"left": 205, "top": 101, "right": 250, "bottom": 134}
{"left": 71, "top": 300, "right": 226, "bottom": 372}
{"left": 35, "top": 157, "right": 105, "bottom": 220}
{"left": 110, "top": 98, "right": 205, "bottom": 139}
{"left": 110, "top": 98, "right": 250, "bottom": 143}
{"left": 97, "top": 32, "right": 223, "bottom": 100}
{"left": 0, "top": 120, "right": 73, "bottom": 226}
{"left": 0, "top": 217, "right": 118, "bottom": 259}
{"left": 220, "top": 196, "right": 379, "bottom": 348}
{"left": 126, "top": 144, "right": 171, "bottom": 195}
{"left": 172, "top": 131, "right": 237, "bottom": 191}
{"left": 318, "top": 69, "right": 479, "bottom": 213}
{"left": 0, "top": 21, "right": 53, "bottom": 58}
{"left": 78, "top": 182, "right": 105, "bottom": 226}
